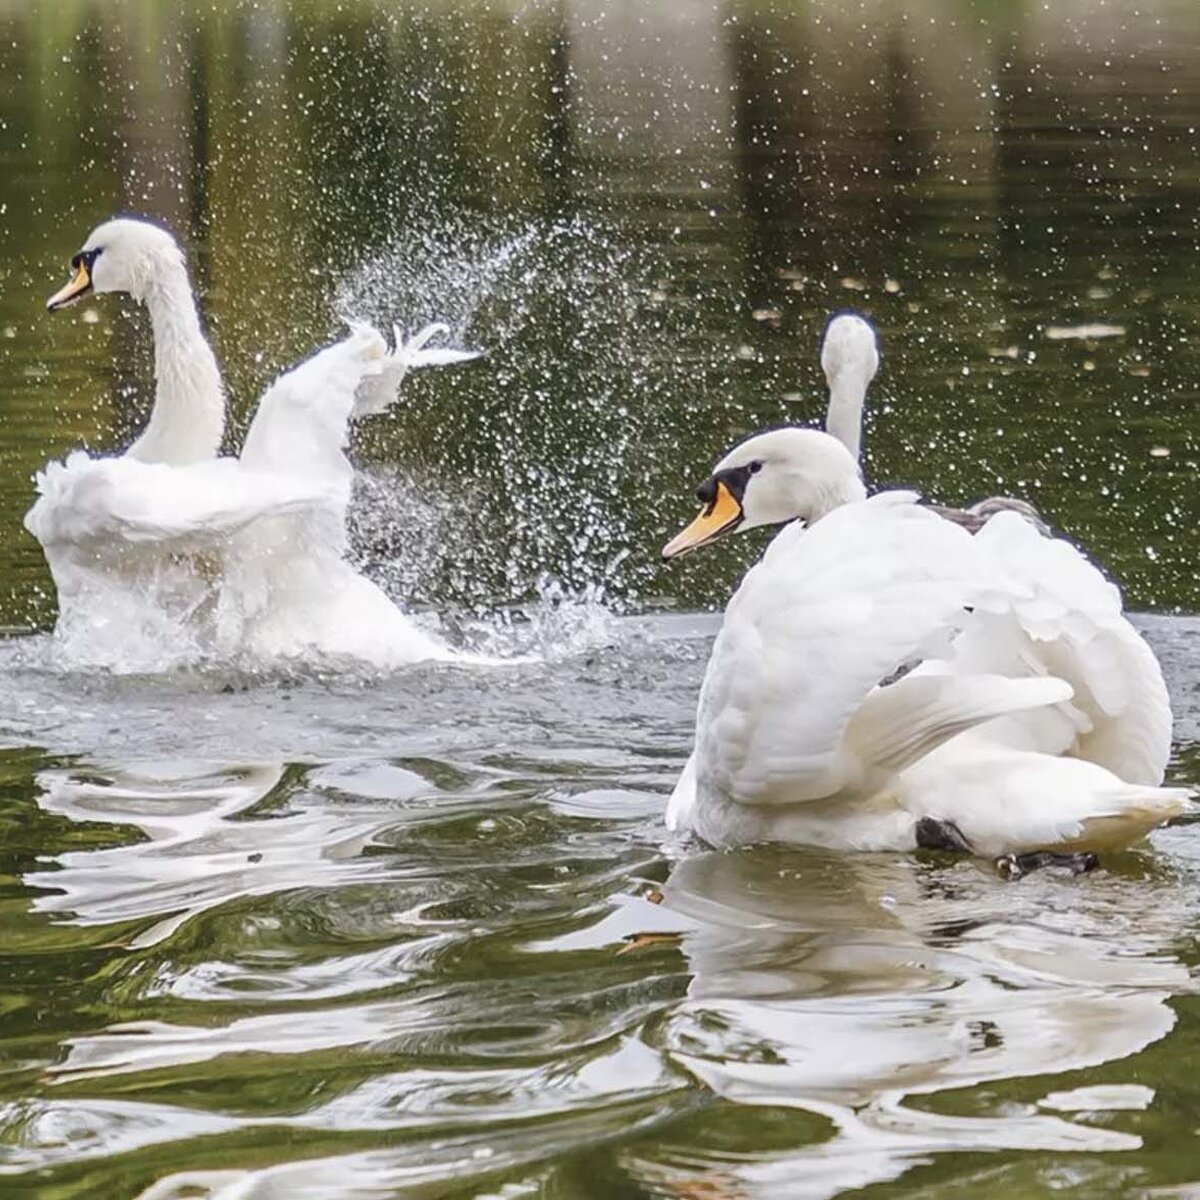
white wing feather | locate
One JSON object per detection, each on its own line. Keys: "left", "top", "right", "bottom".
{"left": 949, "top": 511, "right": 1173, "bottom": 785}
{"left": 353, "top": 323, "right": 482, "bottom": 418}
{"left": 25, "top": 453, "right": 332, "bottom": 551}
{"left": 694, "top": 493, "right": 1037, "bottom": 807}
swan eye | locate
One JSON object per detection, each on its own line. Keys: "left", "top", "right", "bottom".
{"left": 749, "top": 460, "right": 764, "bottom": 475}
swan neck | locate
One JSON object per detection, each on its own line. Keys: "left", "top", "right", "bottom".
{"left": 128, "top": 261, "right": 225, "bottom": 465}
{"left": 808, "top": 471, "right": 867, "bottom": 524}
{"left": 824, "top": 376, "right": 865, "bottom": 462}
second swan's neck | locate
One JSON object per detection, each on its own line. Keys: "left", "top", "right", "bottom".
{"left": 126, "top": 258, "right": 225, "bottom": 466}
{"left": 824, "top": 375, "right": 866, "bottom": 463}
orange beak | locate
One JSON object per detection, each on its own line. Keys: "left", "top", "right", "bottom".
{"left": 47, "top": 259, "right": 93, "bottom": 311}
{"left": 662, "top": 481, "right": 743, "bottom": 559}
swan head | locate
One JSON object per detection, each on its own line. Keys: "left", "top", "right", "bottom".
{"left": 820, "top": 311, "right": 880, "bottom": 388}
{"left": 662, "top": 427, "right": 866, "bottom": 559}
{"left": 47, "top": 217, "right": 186, "bottom": 310}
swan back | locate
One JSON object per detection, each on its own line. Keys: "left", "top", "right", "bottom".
{"left": 695, "top": 492, "right": 988, "bottom": 810}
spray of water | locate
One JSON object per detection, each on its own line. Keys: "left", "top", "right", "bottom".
{"left": 27, "top": 216, "right": 682, "bottom": 677}
{"left": 337, "top": 213, "right": 679, "bottom": 657}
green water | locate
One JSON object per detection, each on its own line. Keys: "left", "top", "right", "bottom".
{"left": 0, "top": 1, "right": 1199, "bottom": 1197}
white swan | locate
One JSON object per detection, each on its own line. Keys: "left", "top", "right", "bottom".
{"left": 28, "top": 217, "right": 480, "bottom": 671}
{"left": 661, "top": 426, "right": 1188, "bottom": 868}
{"left": 819, "top": 311, "right": 1051, "bottom": 532}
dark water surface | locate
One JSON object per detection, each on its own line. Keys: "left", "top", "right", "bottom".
{"left": 1, "top": 1, "right": 1199, "bottom": 1197}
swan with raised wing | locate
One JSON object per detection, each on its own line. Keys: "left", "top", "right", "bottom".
{"left": 661, "top": 425, "right": 1187, "bottom": 874}
{"left": 28, "top": 217, "right": 480, "bottom": 671}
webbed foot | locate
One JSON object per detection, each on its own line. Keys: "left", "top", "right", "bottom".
{"left": 994, "top": 851, "right": 1099, "bottom": 881}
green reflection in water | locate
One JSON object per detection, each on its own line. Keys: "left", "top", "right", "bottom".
{"left": 0, "top": 0, "right": 1196, "bottom": 630}
{"left": 0, "top": 9, "right": 1199, "bottom": 1190}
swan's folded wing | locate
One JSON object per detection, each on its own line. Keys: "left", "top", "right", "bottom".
{"left": 696, "top": 492, "right": 1012, "bottom": 805}
{"left": 958, "top": 511, "right": 1173, "bottom": 784}
{"left": 25, "top": 453, "right": 336, "bottom": 550}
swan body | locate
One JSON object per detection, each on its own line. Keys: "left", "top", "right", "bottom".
{"left": 663, "top": 427, "right": 1187, "bottom": 857}
{"left": 29, "top": 218, "right": 479, "bottom": 671}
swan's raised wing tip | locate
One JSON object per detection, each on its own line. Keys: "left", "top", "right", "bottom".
{"left": 394, "top": 321, "right": 483, "bottom": 368}
{"left": 408, "top": 347, "right": 484, "bottom": 368}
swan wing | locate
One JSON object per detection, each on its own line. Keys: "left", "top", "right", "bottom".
{"left": 238, "top": 321, "right": 479, "bottom": 476}
{"left": 950, "top": 511, "right": 1173, "bottom": 785}
{"left": 665, "top": 752, "right": 698, "bottom": 832}
{"left": 353, "top": 323, "right": 482, "bottom": 418}
{"left": 695, "top": 492, "right": 1053, "bottom": 807}
{"left": 25, "top": 452, "right": 334, "bottom": 550}
{"left": 237, "top": 323, "right": 385, "bottom": 485}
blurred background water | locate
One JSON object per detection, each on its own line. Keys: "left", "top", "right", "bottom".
{"left": 0, "top": 1, "right": 1199, "bottom": 1197}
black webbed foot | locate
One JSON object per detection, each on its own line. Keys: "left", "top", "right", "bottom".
{"left": 915, "top": 817, "right": 974, "bottom": 854}
{"left": 994, "top": 851, "right": 1099, "bottom": 881}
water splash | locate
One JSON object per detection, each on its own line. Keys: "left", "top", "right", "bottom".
{"left": 338, "top": 214, "right": 675, "bottom": 621}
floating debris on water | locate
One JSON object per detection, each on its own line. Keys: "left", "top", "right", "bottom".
{"left": 1044, "top": 323, "right": 1126, "bottom": 340}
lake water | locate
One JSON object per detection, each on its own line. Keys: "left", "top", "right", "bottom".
{"left": 1, "top": 1, "right": 1199, "bottom": 1196}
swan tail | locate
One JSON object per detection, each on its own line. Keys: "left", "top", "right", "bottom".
{"left": 1009, "top": 781, "right": 1194, "bottom": 856}
{"left": 1073, "top": 784, "right": 1195, "bottom": 849}
{"left": 352, "top": 322, "right": 482, "bottom": 418}
{"left": 845, "top": 672, "right": 1074, "bottom": 780}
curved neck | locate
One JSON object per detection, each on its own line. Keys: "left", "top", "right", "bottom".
{"left": 126, "top": 259, "right": 225, "bottom": 465}
{"left": 806, "top": 469, "right": 867, "bottom": 525}
{"left": 824, "top": 374, "right": 866, "bottom": 463}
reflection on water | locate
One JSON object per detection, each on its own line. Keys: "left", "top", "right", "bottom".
{"left": 0, "top": 616, "right": 1194, "bottom": 1197}
{"left": 640, "top": 849, "right": 1184, "bottom": 1195}
{"left": 1, "top": 0, "right": 1197, "bottom": 625}
{"left": 1, "top": 0, "right": 1199, "bottom": 1195}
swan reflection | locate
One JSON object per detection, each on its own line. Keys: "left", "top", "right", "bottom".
{"left": 622, "top": 845, "right": 1193, "bottom": 1197}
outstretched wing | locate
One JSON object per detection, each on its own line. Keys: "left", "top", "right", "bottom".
{"left": 237, "top": 323, "right": 385, "bottom": 487}
{"left": 353, "top": 323, "right": 482, "bottom": 418}
{"left": 25, "top": 452, "right": 333, "bottom": 551}
{"left": 239, "top": 322, "right": 481, "bottom": 479}
{"left": 695, "top": 493, "right": 1060, "bottom": 807}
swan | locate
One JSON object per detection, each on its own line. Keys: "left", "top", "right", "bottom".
{"left": 660, "top": 426, "right": 1188, "bottom": 872}
{"left": 28, "top": 217, "right": 480, "bottom": 671}
{"left": 819, "top": 311, "right": 1051, "bottom": 533}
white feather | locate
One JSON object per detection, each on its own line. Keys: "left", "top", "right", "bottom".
{"left": 669, "top": 427, "right": 1189, "bottom": 857}
{"left": 28, "top": 219, "right": 481, "bottom": 671}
